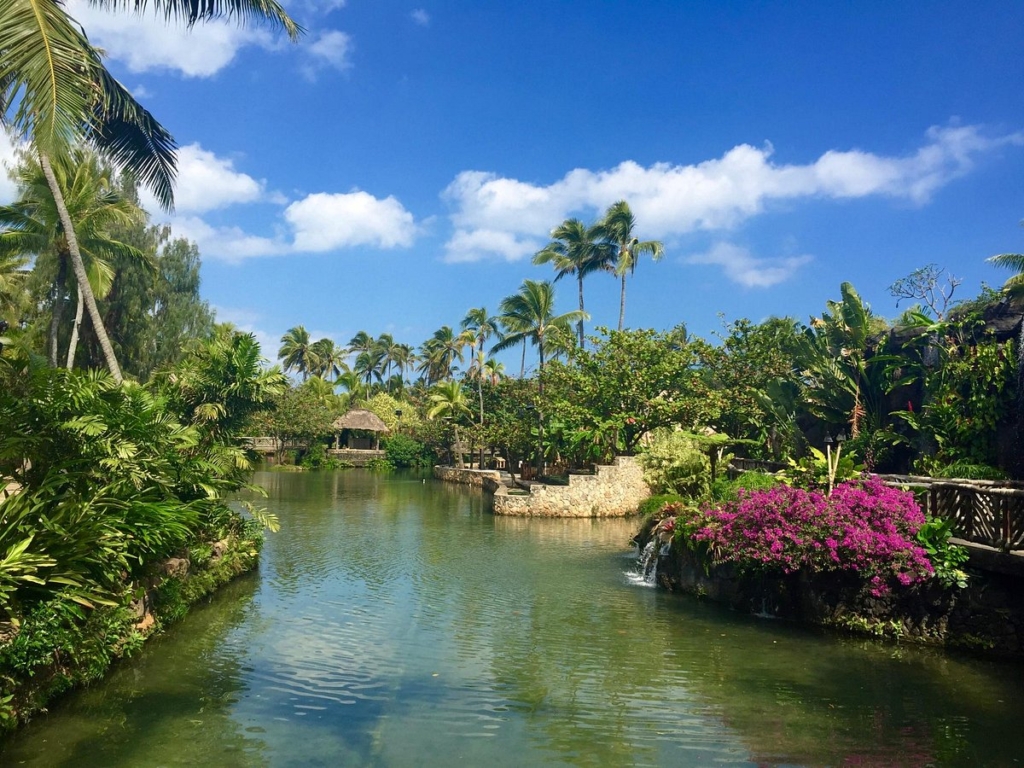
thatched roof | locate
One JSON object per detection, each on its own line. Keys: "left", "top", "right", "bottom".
{"left": 332, "top": 409, "right": 388, "bottom": 432}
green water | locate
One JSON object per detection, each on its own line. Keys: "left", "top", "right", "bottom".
{"left": 3, "top": 471, "right": 1024, "bottom": 767}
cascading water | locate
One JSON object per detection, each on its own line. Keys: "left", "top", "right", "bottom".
{"left": 639, "top": 539, "right": 659, "bottom": 584}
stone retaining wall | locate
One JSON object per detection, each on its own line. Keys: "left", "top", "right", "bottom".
{"left": 433, "top": 466, "right": 502, "bottom": 488}
{"left": 491, "top": 456, "right": 650, "bottom": 517}
{"left": 634, "top": 518, "right": 1024, "bottom": 656}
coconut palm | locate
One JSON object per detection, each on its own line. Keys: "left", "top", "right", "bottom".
{"left": 461, "top": 306, "right": 502, "bottom": 431}
{"left": 418, "top": 325, "right": 471, "bottom": 385}
{"left": 334, "top": 368, "right": 368, "bottom": 407}
{"left": 533, "top": 218, "right": 615, "bottom": 347}
{"left": 492, "top": 280, "right": 587, "bottom": 382}
{"left": 0, "top": 0, "right": 299, "bottom": 381}
{"left": 426, "top": 380, "right": 472, "bottom": 468}
{"left": 0, "top": 251, "right": 28, "bottom": 323}
{"left": 354, "top": 347, "right": 386, "bottom": 387}
{"left": 347, "top": 330, "right": 375, "bottom": 356}
{"left": 309, "top": 338, "right": 345, "bottom": 380}
{"left": 0, "top": 150, "right": 145, "bottom": 367}
{"left": 278, "top": 326, "right": 313, "bottom": 380}
{"left": 482, "top": 357, "right": 505, "bottom": 385}
{"left": 600, "top": 200, "right": 664, "bottom": 331}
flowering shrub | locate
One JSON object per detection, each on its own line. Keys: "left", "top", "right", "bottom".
{"left": 692, "top": 478, "right": 933, "bottom": 596}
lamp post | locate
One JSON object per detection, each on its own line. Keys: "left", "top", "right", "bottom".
{"left": 824, "top": 431, "right": 846, "bottom": 495}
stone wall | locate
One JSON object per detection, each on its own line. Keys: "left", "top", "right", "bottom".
{"left": 433, "top": 466, "right": 502, "bottom": 488}
{"left": 491, "top": 456, "right": 650, "bottom": 517}
{"left": 635, "top": 520, "right": 1024, "bottom": 657}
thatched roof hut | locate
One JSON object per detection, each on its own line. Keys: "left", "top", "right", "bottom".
{"left": 331, "top": 409, "right": 388, "bottom": 432}
{"left": 331, "top": 409, "right": 388, "bottom": 450}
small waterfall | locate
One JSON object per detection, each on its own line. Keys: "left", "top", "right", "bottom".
{"left": 636, "top": 539, "right": 659, "bottom": 586}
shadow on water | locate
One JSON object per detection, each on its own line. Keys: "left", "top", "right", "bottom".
{"left": 3, "top": 470, "right": 1024, "bottom": 767}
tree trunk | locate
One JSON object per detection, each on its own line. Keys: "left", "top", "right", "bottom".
{"left": 65, "top": 284, "right": 85, "bottom": 368}
{"left": 520, "top": 340, "right": 526, "bottom": 378}
{"left": 577, "top": 273, "right": 586, "bottom": 348}
{"left": 478, "top": 344, "right": 485, "bottom": 469}
{"left": 454, "top": 424, "right": 464, "bottom": 469}
{"left": 618, "top": 272, "right": 627, "bottom": 331}
{"left": 39, "top": 152, "right": 123, "bottom": 383}
{"left": 47, "top": 255, "right": 68, "bottom": 367}
{"left": 536, "top": 339, "right": 545, "bottom": 479}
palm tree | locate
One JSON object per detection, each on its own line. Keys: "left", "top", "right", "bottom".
{"left": 600, "top": 200, "right": 664, "bottom": 331}
{"left": 278, "top": 326, "right": 313, "bottom": 380}
{"left": 427, "top": 380, "right": 472, "bottom": 468}
{"left": 309, "top": 338, "right": 345, "bottom": 380}
{"left": 418, "top": 325, "right": 471, "bottom": 384}
{"left": 347, "top": 330, "right": 375, "bottom": 356}
{"left": 492, "top": 280, "right": 587, "bottom": 381}
{"left": 0, "top": 251, "right": 28, "bottom": 323}
{"left": 354, "top": 347, "right": 386, "bottom": 387}
{"left": 334, "top": 368, "right": 368, "bottom": 407}
{"left": 533, "top": 218, "right": 615, "bottom": 347}
{"left": 482, "top": 357, "right": 505, "bottom": 385}
{"left": 0, "top": 150, "right": 145, "bottom": 367}
{"left": 461, "top": 306, "right": 502, "bottom": 434}
{"left": 0, "top": 0, "right": 299, "bottom": 381}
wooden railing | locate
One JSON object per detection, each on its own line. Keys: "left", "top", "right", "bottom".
{"left": 876, "top": 475, "right": 1024, "bottom": 553}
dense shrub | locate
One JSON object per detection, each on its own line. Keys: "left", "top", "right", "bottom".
{"left": 382, "top": 433, "right": 431, "bottom": 468}
{"left": 711, "top": 471, "right": 780, "bottom": 502}
{"left": 639, "top": 430, "right": 711, "bottom": 499}
{"left": 637, "top": 493, "right": 686, "bottom": 519}
{"left": 693, "top": 478, "right": 933, "bottom": 596}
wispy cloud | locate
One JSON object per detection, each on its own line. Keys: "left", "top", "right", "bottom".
{"left": 441, "top": 124, "right": 1024, "bottom": 263}
{"left": 411, "top": 9, "right": 430, "bottom": 26}
{"left": 685, "top": 242, "right": 813, "bottom": 288}
{"left": 303, "top": 30, "right": 354, "bottom": 79}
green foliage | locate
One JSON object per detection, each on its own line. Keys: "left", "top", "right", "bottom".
{"left": 544, "top": 327, "right": 722, "bottom": 458}
{"left": 637, "top": 493, "right": 686, "bottom": 519}
{"left": 382, "top": 433, "right": 430, "bottom": 468}
{"left": 777, "top": 447, "right": 862, "bottom": 491}
{"left": 929, "top": 461, "right": 1007, "bottom": 481}
{"left": 639, "top": 430, "right": 711, "bottom": 499}
{"left": 711, "top": 471, "right": 781, "bottom": 502}
{"left": 366, "top": 457, "right": 394, "bottom": 472}
{"left": 899, "top": 340, "right": 1015, "bottom": 471}
{"left": 915, "top": 515, "right": 969, "bottom": 589}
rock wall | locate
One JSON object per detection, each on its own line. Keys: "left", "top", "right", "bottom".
{"left": 642, "top": 531, "right": 1024, "bottom": 657}
{"left": 491, "top": 456, "right": 650, "bottom": 517}
{"left": 433, "top": 466, "right": 502, "bottom": 488}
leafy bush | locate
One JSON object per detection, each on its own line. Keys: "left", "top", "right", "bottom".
{"left": 693, "top": 478, "right": 933, "bottom": 596}
{"left": 366, "top": 457, "right": 394, "bottom": 472}
{"left": 637, "top": 493, "right": 686, "bottom": 519}
{"left": 382, "top": 433, "right": 430, "bottom": 468}
{"left": 776, "top": 447, "right": 862, "bottom": 490}
{"left": 929, "top": 461, "right": 1006, "bottom": 481}
{"left": 639, "top": 430, "right": 711, "bottom": 499}
{"left": 711, "top": 471, "right": 780, "bottom": 502}
{"left": 915, "top": 515, "right": 969, "bottom": 588}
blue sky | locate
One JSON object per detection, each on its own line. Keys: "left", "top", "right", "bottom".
{"left": 4, "top": 1, "right": 1024, "bottom": 369}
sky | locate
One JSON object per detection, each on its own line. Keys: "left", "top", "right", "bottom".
{"left": 4, "top": 0, "right": 1024, "bottom": 371}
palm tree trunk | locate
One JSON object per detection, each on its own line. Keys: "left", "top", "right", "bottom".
{"left": 39, "top": 152, "right": 123, "bottom": 383}
{"left": 48, "top": 255, "right": 68, "bottom": 367}
{"left": 454, "top": 424, "right": 464, "bottom": 469}
{"left": 618, "top": 272, "right": 627, "bottom": 332}
{"left": 520, "top": 340, "right": 526, "bottom": 378}
{"left": 577, "top": 273, "right": 586, "bottom": 348}
{"left": 536, "top": 338, "right": 545, "bottom": 479}
{"left": 65, "top": 284, "right": 85, "bottom": 368}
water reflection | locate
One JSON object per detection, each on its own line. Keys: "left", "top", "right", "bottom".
{"left": 2, "top": 470, "right": 1023, "bottom": 767}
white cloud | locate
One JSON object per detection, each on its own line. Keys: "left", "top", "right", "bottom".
{"left": 304, "top": 29, "right": 354, "bottom": 76}
{"left": 442, "top": 124, "right": 1024, "bottom": 262}
{"left": 66, "top": 0, "right": 278, "bottom": 77}
{"left": 0, "top": 130, "right": 25, "bottom": 205}
{"left": 131, "top": 84, "right": 153, "bottom": 99}
{"left": 685, "top": 242, "right": 813, "bottom": 288}
{"left": 152, "top": 144, "right": 268, "bottom": 214}
{"left": 210, "top": 305, "right": 280, "bottom": 361}
{"left": 285, "top": 191, "right": 417, "bottom": 251}
{"left": 411, "top": 9, "right": 430, "bottom": 26}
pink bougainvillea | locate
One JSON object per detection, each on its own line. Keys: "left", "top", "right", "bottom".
{"left": 692, "top": 478, "right": 933, "bottom": 596}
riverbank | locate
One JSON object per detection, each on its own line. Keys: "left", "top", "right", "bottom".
{"left": 634, "top": 514, "right": 1024, "bottom": 656}
{"left": 0, "top": 522, "right": 264, "bottom": 733}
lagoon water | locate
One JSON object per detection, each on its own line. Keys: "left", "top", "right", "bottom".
{"left": 3, "top": 470, "right": 1024, "bottom": 767}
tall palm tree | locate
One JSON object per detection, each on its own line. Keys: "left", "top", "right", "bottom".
{"left": 309, "top": 338, "right": 345, "bottom": 380}
{"left": 418, "top": 325, "right": 471, "bottom": 384}
{"left": 0, "top": 149, "right": 145, "bottom": 367}
{"left": 278, "top": 325, "right": 313, "bottom": 380}
{"left": 533, "top": 218, "right": 615, "bottom": 347}
{"left": 600, "top": 200, "right": 664, "bottom": 331}
{"left": 461, "top": 306, "right": 502, "bottom": 431}
{"left": 354, "top": 347, "right": 386, "bottom": 387}
{"left": 427, "top": 380, "right": 472, "bottom": 468}
{"left": 482, "top": 357, "right": 505, "bottom": 385}
{"left": 0, "top": 0, "right": 299, "bottom": 381}
{"left": 347, "top": 330, "right": 375, "bottom": 356}
{"left": 492, "top": 280, "right": 587, "bottom": 382}
{"left": 0, "top": 251, "right": 28, "bottom": 323}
